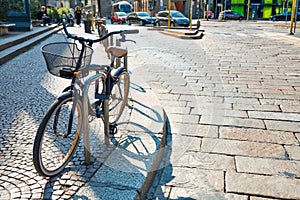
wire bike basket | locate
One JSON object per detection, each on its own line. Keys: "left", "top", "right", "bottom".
{"left": 42, "top": 42, "right": 93, "bottom": 79}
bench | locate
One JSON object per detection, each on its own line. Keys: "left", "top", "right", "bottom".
{"left": 32, "top": 20, "right": 42, "bottom": 27}
{"left": 0, "top": 24, "right": 15, "bottom": 36}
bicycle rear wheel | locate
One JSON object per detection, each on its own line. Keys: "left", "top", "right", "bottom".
{"left": 109, "top": 70, "right": 130, "bottom": 124}
{"left": 33, "top": 93, "right": 81, "bottom": 177}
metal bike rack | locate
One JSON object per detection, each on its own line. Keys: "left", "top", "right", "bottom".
{"left": 81, "top": 70, "right": 108, "bottom": 165}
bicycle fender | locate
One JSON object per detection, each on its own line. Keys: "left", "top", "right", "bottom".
{"left": 57, "top": 91, "right": 72, "bottom": 100}
{"left": 58, "top": 90, "right": 79, "bottom": 101}
{"left": 62, "top": 86, "right": 72, "bottom": 93}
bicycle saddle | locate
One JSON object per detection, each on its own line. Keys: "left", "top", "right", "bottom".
{"left": 106, "top": 46, "right": 128, "bottom": 58}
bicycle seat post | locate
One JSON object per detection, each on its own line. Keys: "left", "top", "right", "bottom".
{"left": 123, "top": 50, "right": 128, "bottom": 72}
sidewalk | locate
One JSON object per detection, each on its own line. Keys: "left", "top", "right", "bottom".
{"left": 0, "top": 25, "right": 168, "bottom": 199}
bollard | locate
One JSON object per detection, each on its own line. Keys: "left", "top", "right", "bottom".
{"left": 83, "top": 20, "right": 92, "bottom": 33}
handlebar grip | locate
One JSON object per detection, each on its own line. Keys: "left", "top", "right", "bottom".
{"left": 123, "top": 29, "right": 139, "bottom": 34}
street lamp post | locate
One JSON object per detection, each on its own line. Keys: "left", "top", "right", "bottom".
{"left": 247, "top": 0, "right": 250, "bottom": 20}
{"left": 97, "top": 0, "right": 102, "bottom": 17}
{"left": 189, "top": 0, "right": 193, "bottom": 29}
{"left": 168, "top": 0, "right": 171, "bottom": 28}
{"left": 90, "top": 0, "right": 95, "bottom": 31}
{"left": 289, "top": 0, "right": 297, "bottom": 34}
{"left": 197, "top": 0, "right": 201, "bottom": 28}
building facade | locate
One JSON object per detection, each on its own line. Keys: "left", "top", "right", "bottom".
{"left": 40, "top": 0, "right": 296, "bottom": 20}
{"left": 211, "top": 0, "right": 295, "bottom": 20}
{"left": 210, "top": 0, "right": 297, "bottom": 19}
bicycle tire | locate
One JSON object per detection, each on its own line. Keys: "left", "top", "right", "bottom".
{"left": 109, "top": 70, "right": 130, "bottom": 124}
{"left": 33, "top": 93, "right": 82, "bottom": 177}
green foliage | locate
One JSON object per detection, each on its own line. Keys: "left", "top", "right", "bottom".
{"left": 0, "top": 0, "right": 24, "bottom": 21}
{"left": 0, "top": 0, "right": 40, "bottom": 21}
{"left": 0, "top": 0, "right": 8, "bottom": 20}
{"left": 6, "top": 0, "right": 24, "bottom": 12}
{"left": 57, "top": 7, "right": 69, "bottom": 18}
{"left": 46, "top": 8, "right": 59, "bottom": 23}
{"left": 0, "top": 0, "right": 69, "bottom": 23}
{"left": 30, "top": 0, "right": 40, "bottom": 19}
{"left": 45, "top": 7, "right": 69, "bottom": 23}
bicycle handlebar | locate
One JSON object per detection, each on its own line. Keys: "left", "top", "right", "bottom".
{"left": 61, "top": 14, "right": 139, "bottom": 45}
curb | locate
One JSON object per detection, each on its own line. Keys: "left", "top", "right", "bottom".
{"left": 135, "top": 111, "right": 169, "bottom": 200}
{"left": 149, "top": 26, "right": 205, "bottom": 40}
{"left": 161, "top": 28, "right": 205, "bottom": 39}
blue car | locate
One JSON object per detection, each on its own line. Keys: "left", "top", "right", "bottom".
{"left": 155, "top": 10, "right": 190, "bottom": 27}
{"left": 126, "top": 12, "right": 155, "bottom": 26}
{"left": 270, "top": 12, "right": 300, "bottom": 21}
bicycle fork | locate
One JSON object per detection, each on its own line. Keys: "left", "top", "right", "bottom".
{"left": 53, "top": 89, "right": 80, "bottom": 138}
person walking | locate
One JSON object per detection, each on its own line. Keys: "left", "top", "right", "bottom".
{"left": 74, "top": 6, "right": 82, "bottom": 27}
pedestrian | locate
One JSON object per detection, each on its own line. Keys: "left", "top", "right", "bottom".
{"left": 68, "top": 13, "right": 74, "bottom": 27}
{"left": 74, "top": 6, "right": 82, "bottom": 27}
{"left": 37, "top": 6, "right": 50, "bottom": 26}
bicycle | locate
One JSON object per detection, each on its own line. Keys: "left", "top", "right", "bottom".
{"left": 96, "top": 19, "right": 107, "bottom": 38}
{"left": 33, "top": 16, "right": 138, "bottom": 177}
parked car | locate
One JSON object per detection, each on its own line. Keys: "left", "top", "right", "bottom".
{"left": 126, "top": 12, "right": 155, "bottom": 26}
{"left": 155, "top": 10, "right": 190, "bottom": 27}
{"left": 219, "top": 10, "right": 244, "bottom": 20}
{"left": 270, "top": 12, "right": 300, "bottom": 21}
{"left": 111, "top": 12, "right": 127, "bottom": 24}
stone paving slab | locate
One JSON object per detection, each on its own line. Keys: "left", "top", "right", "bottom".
{"left": 226, "top": 172, "right": 300, "bottom": 199}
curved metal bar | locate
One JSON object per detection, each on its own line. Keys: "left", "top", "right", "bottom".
{"left": 81, "top": 72, "right": 106, "bottom": 164}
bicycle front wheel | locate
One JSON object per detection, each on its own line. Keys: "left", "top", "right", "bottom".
{"left": 33, "top": 93, "right": 82, "bottom": 177}
{"left": 109, "top": 70, "right": 130, "bottom": 124}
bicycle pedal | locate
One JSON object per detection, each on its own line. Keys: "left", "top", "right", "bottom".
{"left": 109, "top": 124, "right": 118, "bottom": 135}
{"left": 95, "top": 103, "right": 103, "bottom": 118}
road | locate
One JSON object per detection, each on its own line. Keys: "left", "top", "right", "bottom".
{"left": 0, "top": 20, "right": 300, "bottom": 199}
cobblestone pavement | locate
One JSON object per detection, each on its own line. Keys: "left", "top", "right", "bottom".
{"left": 0, "top": 20, "right": 300, "bottom": 199}
{"left": 0, "top": 23, "right": 171, "bottom": 199}
{"left": 0, "top": 28, "right": 162, "bottom": 199}
{"left": 128, "top": 21, "right": 300, "bottom": 199}
{"left": 0, "top": 33, "right": 113, "bottom": 199}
